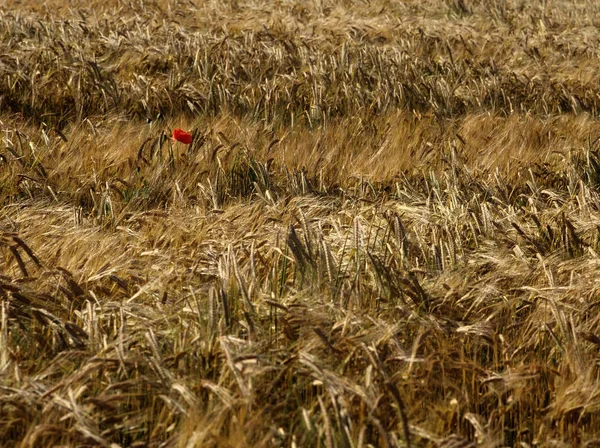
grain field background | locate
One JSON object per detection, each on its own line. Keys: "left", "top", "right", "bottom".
{"left": 2, "top": 0, "right": 600, "bottom": 446}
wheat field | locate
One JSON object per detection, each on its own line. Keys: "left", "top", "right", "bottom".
{"left": 2, "top": 0, "right": 600, "bottom": 446}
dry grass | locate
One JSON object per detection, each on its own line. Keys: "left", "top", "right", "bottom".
{"left": 2, "top": 0, "right": 600, "bottom": 447}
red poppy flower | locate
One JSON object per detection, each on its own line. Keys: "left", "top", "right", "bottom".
{"left": 172, "top": 128, "right": 192, "bottom": 145}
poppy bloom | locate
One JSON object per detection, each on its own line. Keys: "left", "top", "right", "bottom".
{"left": 172, "top": 128, "right": 192, "bottom": 145}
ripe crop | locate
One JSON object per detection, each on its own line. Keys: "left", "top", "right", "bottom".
{"left": 1, "top": 0, "right": 600, "bottom": 446}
